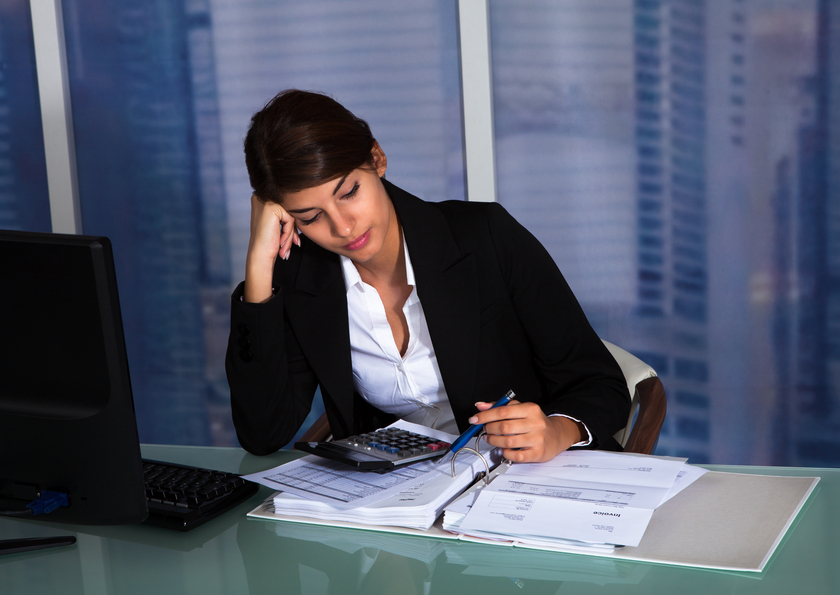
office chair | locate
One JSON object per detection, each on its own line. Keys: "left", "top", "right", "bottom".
{"left": 299, "top": 340, "right": 667, "bottom": 455}
{"left": 298, "top": 409, "right": 332, "bottom": 443}
{"left": 601, "top": 340, "right": 667, "bottom": 455}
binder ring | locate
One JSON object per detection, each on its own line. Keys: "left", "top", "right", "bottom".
{"left": 450, "top": 447, "right": 491, "bottom": 485}
{"left": 475, "top": 430, "right": 515, "bottom": 467}
{"left": 474, "top": 429, "right": 487, "bottom": 451}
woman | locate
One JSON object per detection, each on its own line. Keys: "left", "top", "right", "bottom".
{"left": 226, "top": 89, "right": 630, "bottom": 462}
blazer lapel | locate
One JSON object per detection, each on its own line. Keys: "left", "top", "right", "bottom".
{"left": 388, "top": 182, "right": 481, "bottom": 429}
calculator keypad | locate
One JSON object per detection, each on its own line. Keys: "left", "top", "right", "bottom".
{"left": 334, "top": 428, "right": 450, "bottom": 464}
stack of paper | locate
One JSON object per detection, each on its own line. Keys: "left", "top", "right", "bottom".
{"left": 243, "top": 420, "right": 496, "bottom": 531}
{"left": 247, "top": 445, "right": 820, "bottom": 572}
{"left": 442, "top": 450, "right": 706, "bottom": 548}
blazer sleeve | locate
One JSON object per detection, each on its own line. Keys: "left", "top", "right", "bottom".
{"left": 225, "top": 282, "right": 319, "bottom": 455}
{"left": 483, "top": 203, "right": 631, "bottom": 449}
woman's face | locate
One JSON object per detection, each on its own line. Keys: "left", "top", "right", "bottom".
{"left": 281, "top": 146, "right": 397, "bottom": 266}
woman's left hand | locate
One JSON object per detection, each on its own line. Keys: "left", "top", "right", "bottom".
{"left": 468, "top": 399, "right": 586, "bottom": 463}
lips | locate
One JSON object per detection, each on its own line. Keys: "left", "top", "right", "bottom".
{"left": 343, "top": 229, "right": 371, "bottom": 251}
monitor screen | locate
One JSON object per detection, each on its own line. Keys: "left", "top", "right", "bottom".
{"left": 0, "top": 230, "right": 147, "bottom": 525}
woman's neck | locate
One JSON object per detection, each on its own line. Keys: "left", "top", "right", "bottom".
{"left": 354, "top": 206, "right": 407, "bottom": 290}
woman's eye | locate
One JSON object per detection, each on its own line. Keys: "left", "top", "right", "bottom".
{"left": 299, "top": 213, "right": 321, "bottom": 226}
{"left": 342, "top": 182, "right": 360, "bottom": 199}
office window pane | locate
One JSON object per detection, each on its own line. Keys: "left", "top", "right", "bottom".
{"left": 61, "top": 0, "right": 462, "bottom": 446}
{"left": 490, "top": 0, "right": 836, "bottom": 467}
{"left": 0, "top": 1, "right": 50, "bottom": 232}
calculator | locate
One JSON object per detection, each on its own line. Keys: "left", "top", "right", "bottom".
{"left": 295, "top": 427, "right": 451, "bottom": 470}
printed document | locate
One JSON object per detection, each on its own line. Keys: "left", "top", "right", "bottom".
{"left": 253, "top": 456, "right": 438, "bottom": 510}
{"left": 269, "top": 458, "right": 487, "bottom": 530}
{"left": 450, "top": 450, "right": 689, "bottom": 547}
{"left": 244, "top": 420, "right": 495, "bottom": 511}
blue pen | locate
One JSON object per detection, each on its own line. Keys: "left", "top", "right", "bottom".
{"left": 442, "top": 389, "right": 516, "bottom": 458}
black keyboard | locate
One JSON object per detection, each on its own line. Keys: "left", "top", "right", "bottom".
{"left": 141, "top": 460, "right": 259, "bottom": 532}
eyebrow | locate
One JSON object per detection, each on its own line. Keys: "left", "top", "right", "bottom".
{"left": 332, "top": 174, "right": 349, "bottom": 196}
{"left": 285, "top": 174, "right": 349, "bottom": 214}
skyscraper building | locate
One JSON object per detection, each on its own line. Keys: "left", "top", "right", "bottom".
{"left": 752, "top": 0, "right": 840, "bottom": 467}
{"left": 491, "top": 0, "right": 712, "bottom": 461}
{"left": 767, "top": 11, "right": 816, "bottom": 466}
{"left": 793, "top": 0, "right": 840, "bottom": 465}
{"left": 0, "top": 1, "right": 50, "bottom": 232}
{"left": 63, "top": 0, "right": 232, "bottom": 444}
{"left": 705, "top": 0, "right": 753, "bottom": 464}
{"left": 184, "top": 0, "right": 234, "bottom": 445}
{"left": 491, "top": 0, "right": 638, "bottom": 313}
{"left": 631, "top": 0, "right": 710, "bottom": 462}
{"left": 0, "top": 18, "right": 17, "bottom": 231}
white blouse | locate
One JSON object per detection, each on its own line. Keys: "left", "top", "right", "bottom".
{"left": 340, "top": 239, "right": 457, "bottom": 434}
{"left": 340, "top": 238, "right": 591, "bottom": 445}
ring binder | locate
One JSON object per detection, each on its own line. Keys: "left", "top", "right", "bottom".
{"left": 474, "top": 430, "right": 485, "bottom": 452}
{"left": 450, "top": 447, "right": 491, "bottom": 485}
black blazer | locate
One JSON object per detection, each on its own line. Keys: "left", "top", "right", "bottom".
{"left": 226, "top": 180, "right": 630, "bottom": 455}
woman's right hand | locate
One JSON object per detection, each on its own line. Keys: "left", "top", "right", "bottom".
{"left": 244, "top": 195, "right": 300, "bottom": 303}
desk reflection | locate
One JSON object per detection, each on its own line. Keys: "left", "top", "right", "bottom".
{"left": 236, "top": 515, "right": 648, "bottom": 595}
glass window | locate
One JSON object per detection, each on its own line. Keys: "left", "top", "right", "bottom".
{"left": 491, "top": 1, "right": 638, "bottom": 310}
{"left": 0, "top": 1, "right": 50, "bottom": 232}
{"left": 674, "top": 358, "right": 708, "bottom": 382}
{"left": 634, "top": 352, "right": 669, "bottom": 376}
{"left": 676, "top": 417, "right": 709, "bottom": 441}
{"left": 61, "top": 0, "right": 463, "bottom": 446}
{"left": 675, "top": 391, "right": 709, "bottom": 408}
{"left": 492, "top": 0, "right": 720, "bottom": 458}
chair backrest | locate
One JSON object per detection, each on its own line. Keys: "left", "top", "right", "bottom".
{"left": 298, "top": 410, "right": 332, "bottom": 443}
{"left": 602, "top": 340, "right": 667, "bottom": 454}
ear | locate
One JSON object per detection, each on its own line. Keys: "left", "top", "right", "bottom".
{"left": 371, "top": 141, "right": 387, "bottom": 177}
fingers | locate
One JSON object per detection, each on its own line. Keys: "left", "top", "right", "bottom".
{"left": 471, "top": 401, "right": 546, "bottom": 451}
{"left": 249, "top": 197, "right": 300, "bottom": 261}
{"left": 482, "top": 404, "right": 548, "bottom": 443}
{"left": 468, "top": 399, "right": 525, "bottom": 425}
{"left": 471, "top": 402, "right": 575, "bottom": 463}
{"left": 277, "top": 220, "right": 302, "bottom": 261}
{"left": 244, "top": 196, "right": 298, "bottom": 303}
{"left": 473, "top": 398, "right": 520, "bottom": 413}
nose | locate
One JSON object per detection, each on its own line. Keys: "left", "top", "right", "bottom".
{"left": 330, "top": 207, "right": 354, "bottom": 238}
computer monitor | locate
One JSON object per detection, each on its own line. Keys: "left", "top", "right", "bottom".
{"left": 0, "top": 230, "right": 148, "bottom": 525}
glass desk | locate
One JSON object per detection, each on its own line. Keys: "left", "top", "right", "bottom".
{"left": 1, "top": 445, "right": 837, "bottom": 595}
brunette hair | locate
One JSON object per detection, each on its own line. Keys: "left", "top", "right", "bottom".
{"left": 244, "top": 89, "right": 376, "bottom": 202}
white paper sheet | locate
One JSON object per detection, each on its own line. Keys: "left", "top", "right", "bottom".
{"left": 269, "top": 460, "right": 482, "bottom": 530}
{"left": 458, "top": 472, "right": 657, "bottom": 547}
{"left": 659, "top": 464, "right": 708, "bottom": 505}
{"left": 452, "top": 450, "right": 689, "bottom": 547}
{"left": 512, "top": 450, "right": 688, "bottom": 488}
{"left": 254, "top": 456, "right": 438, "bottom": 509}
